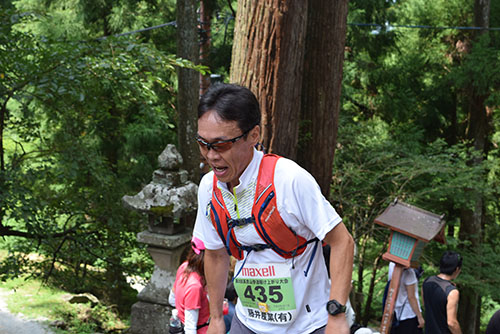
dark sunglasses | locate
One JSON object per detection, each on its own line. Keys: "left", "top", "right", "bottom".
{"left": 196, "top": 127, "right": 252, "bottom": 153}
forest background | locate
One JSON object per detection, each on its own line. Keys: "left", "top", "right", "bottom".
{"left": 1, "top": 0, "right": 500, "bottom": 333}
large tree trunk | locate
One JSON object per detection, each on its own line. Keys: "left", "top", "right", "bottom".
{"left": 199, "top": 0, "right": 214, "bottom": 96}
{"left": 296, "top": 0, "right": 348, "bottom": 195}
{"left": 176, "top": 0, "right": 200, "bottom": 183}
{"left": 0, "top": 102, "right": 5, "bottom": 228}
{"left": 230, "top": 0, "right": 308, "bottom": 159}
{"left": 457, "top": 1, "right": 491, "bottom": 333}
{"left": 0, "top": 103, "right": 4, "bottom": 173}
{"left": 458, "top": 195, "right": 483, "bottom": 334}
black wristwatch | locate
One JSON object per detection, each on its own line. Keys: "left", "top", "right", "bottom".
{"left": 326, "top": 299, "right": 346, "bottom": 316}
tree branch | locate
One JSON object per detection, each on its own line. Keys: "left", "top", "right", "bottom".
{"left": 67, "top": 236, "right": 121, "bottom": 267}
{"left": 43, "top": 235, "right": 68, "bottom": 282}
{"left": 0, "top": 225, "right": 78, "bottom": 239}
{"left": 345, "top": 95, "right": 375, "bottom": 118}
{"left": 227, "top": 0, "right": 236, "bottom": 17}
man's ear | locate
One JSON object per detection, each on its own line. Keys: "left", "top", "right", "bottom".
{"left": 249, "top": 125, "right": 261, "bottom": 145}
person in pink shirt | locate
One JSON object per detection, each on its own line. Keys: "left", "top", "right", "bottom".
{"left": 172, "top": 237, "right": 210, "bottom": 334}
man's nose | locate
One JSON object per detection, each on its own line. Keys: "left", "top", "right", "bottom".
{"left": 206, "top": 147, "right": 221, "bottom": 160}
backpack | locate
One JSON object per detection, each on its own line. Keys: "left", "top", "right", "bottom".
{"left": 209, "top": 154, "right": 318, "bottom": 260}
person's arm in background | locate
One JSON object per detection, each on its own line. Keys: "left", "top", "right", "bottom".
{"left": 447, "top": 289, "right": 462, "bottom": 334}
{"left": 205, "top": 248, "right": 230, "bottom": 334}
{"left": 324, "top": 223, "right": 355, "bottom": 334}
{"left": 184, "top": 309, "right": 200, "bottom": 334}
{"left": 406, "top": 283, "right": 424, "bottom": 328}
{"left": 169, "top": 287, "right": 176, "bottom": 307}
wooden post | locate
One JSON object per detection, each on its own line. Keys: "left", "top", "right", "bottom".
{"left": 380, "top": 264, "right": 403, "bottom": 334}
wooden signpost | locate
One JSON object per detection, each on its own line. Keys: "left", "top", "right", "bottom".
{"left": 375, "top": 199, "right": 446, "bottom": 334}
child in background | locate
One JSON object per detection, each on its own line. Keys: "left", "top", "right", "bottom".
{"left": 170, "top": 237, "right": 210, "bottom": 334}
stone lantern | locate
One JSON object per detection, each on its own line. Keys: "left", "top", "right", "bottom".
{"left": 122, "top": 144, "right": 198, "bottom": 334}
{"left": 375, "top": 198, "right": 446, "bottom": 334}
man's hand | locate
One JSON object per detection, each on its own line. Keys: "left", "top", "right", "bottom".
{"left": 206, "top": 316, "right": 226, "bottom": 334}
{"left": 325, "top": 314, "right": 350, "bottom": 334}
{"left": 417, "top": 315, "right": 425, "bottom": 328}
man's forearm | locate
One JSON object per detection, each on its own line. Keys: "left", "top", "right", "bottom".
{"left": 325, "top": 223, "right": 355, "bottom": 303}
{"left": 205, "top": 248, "right": 230, "bottom": 319}
{"left": 324, "top": 223, "right": 354, "bottom": 334}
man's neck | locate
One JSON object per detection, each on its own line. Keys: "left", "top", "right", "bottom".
{"left": 226, "top": 149, "right": 256, "bottom": 193}
{"left": 227, "top": 181, "right": 239, "bottom": 193}
{"left": 437, "top": 273, "right": 453, "bottom": 281}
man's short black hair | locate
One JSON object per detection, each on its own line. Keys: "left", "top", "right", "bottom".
{"left": 198, "top": 83, "right": 261, "bottom": 133}
{"left": 439, "top": 251, "right": 462, "bottom": 275}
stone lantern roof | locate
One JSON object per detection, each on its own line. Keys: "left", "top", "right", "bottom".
{"left": 122, "top": 144, "right": 198, "bottom": 219}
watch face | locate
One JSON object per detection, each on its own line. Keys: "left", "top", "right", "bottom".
{"left": 326, "top": 300, "right": 345, "bottom": 316}
{"left": 328, "top": 302, "right": 338, "bottom": 314}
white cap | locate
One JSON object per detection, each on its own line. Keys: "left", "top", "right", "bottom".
{"left": 172, "top": 309, "right": 178, "bottom": 318}
{"left": 355, "top": 328, "right": 374, "bottom": 334}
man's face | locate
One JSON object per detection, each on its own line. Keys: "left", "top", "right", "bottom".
{"left": 197, "top": 110, "right": 259, "bottom": 191}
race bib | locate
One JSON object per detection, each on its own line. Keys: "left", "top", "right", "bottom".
{"left": 233, "top": 263, "right": 296, "bottom": 324}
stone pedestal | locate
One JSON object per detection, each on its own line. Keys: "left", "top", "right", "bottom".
{"left": 129, "top": 302, "right": 171, "bottom": 334}
{"left": 126, "top": 229, "right": 192, "bottom": 334}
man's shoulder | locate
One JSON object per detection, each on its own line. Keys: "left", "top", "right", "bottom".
{"left": 199, "top": 171, "right": 214, "bottom": 191}
{"left": 423, "top": 275, "right": 438, "bottom": 292}
{"left": 197, "top": 171, "right": 215, "bottom": 208}
{"left": 274, "top": 155, "right": 302, "bottom": 170}
{"left": 423, "top": 275, "right": 456, "bottom": 295}
{"left": 423, "top": 275, "right": 439, "bottom": 284}
{"left": 274, "top": 156, "right": 317, "bottom": 185}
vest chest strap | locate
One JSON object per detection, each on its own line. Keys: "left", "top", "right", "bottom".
{"left": 228, "top": 217, "right": 255, "bottom": 228}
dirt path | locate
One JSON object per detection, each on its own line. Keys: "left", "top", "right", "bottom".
{"left": 0, "top": 289, "right": 55, "bottom": 334}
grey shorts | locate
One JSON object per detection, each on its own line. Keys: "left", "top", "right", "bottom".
{"left": 229, "top": 314, "right": 326, "bottom": 334}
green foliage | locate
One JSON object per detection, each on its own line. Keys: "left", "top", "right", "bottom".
{"left": 1, "top": 273, "right": 127, "bottom": 333}
{"left": 341, "top": 0, "right": 500, "bottom": 326}
{"left": 206, "top": 1, "right": 237, "bottom": 79}
{"left": 0, "top": 2, "right": 204, "bottom": 314}
{"left": 54, "top": 303, "right": 127, "bottom": 333}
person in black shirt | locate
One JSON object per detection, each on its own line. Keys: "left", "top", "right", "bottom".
{"left": 486, "top": 309, "right": 500, "bottom": 334}
{"left": 422, "top": 251, "right": 462, "bottom": 334}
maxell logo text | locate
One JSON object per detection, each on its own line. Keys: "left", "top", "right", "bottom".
{"left": 241, "top": 265, "right": 276, "bottom": 277}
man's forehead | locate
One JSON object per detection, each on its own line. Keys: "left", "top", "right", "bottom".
{"left": 198, "top": 112, "right": 241, "bottom": 140}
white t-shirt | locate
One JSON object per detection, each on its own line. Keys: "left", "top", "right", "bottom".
{"left": 193, "top": 149, "right": 342, "bottom": 333}
{"left": 388, "top": 262, "right": 421, "bottom": 321}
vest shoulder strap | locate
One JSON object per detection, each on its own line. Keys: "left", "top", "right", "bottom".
{"left": 252, "top": 154, "right": 310, "bottom": 259}
{"left": 211, "top": 179, "right": 243, "bottom": 259}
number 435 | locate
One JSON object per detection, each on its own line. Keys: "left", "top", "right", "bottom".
{"left": 244, "top": 285, "right": 283, "bottom": 303}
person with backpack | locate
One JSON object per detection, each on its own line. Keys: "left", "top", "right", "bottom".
{"left": 386, "top": 262, "right": 424, "bottom": 333}
{"left": 192, "top": 83, "right": 355, "bottom": 334}
{"left": 486, "top": 309, "right": 500, "bottom": 334}
{"left": 422, "top": 251, "right": 462, "bottom": 334}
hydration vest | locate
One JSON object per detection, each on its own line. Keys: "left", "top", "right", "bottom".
{"left": 209, "top": 154, "right": 318, "bottom": 260}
